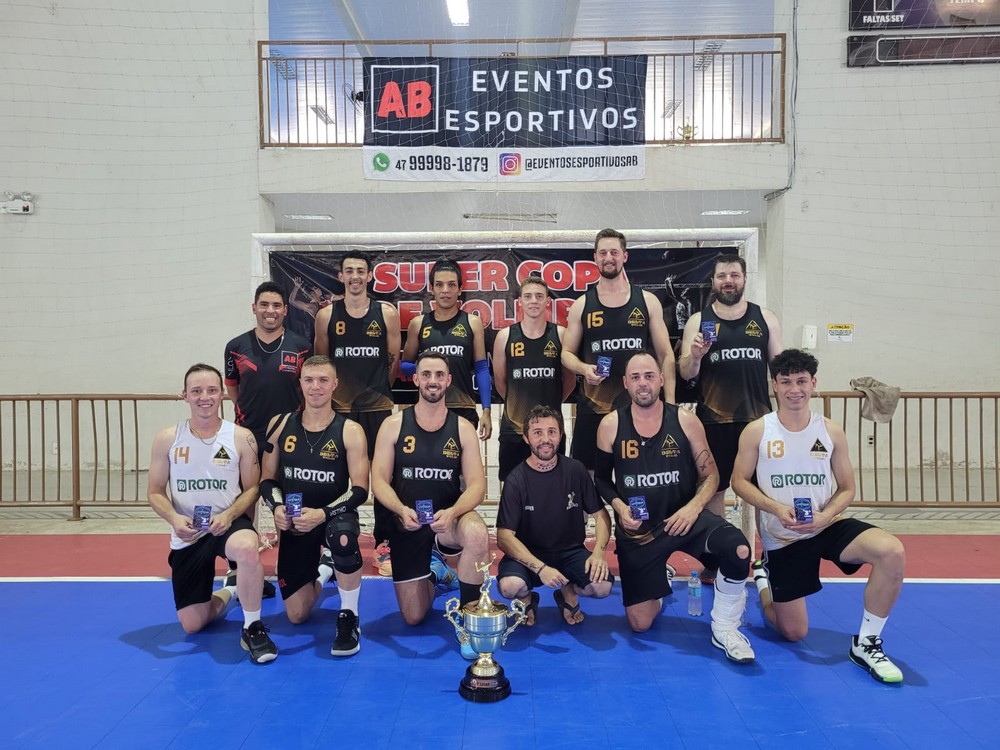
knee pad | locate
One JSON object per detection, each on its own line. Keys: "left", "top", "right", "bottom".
{"left": 326, "top": 514, "right": 362, "bottom": 574}
{"left": 706, "top": 523, "right": 751, "bottom": 580}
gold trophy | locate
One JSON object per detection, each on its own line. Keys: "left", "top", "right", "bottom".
{"left": 444, "top": 557, "right": 526, "bottom": 702}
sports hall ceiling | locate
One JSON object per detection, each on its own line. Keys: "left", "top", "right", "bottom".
{"left": 265, "top": 0, "right": 777, "bottom": 237}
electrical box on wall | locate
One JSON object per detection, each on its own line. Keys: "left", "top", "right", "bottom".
{"left": 801, "top": 324, "right": 817, "bottom": 350}
{"left": 0, "top": 199, "right": 34, "bottom": 214}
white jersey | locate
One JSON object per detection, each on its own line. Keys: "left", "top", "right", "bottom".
{"left": 755, "top": 411, "right": 836, "bottom": 551}
{"left": 167, "top": 419, "right": 242, "bottom": 550}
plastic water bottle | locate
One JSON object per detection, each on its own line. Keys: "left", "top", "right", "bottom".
{"left": 688, "top": 571, "right": 703, "bottom": 616}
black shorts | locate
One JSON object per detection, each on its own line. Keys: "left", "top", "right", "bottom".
{"left": 386, "top": 518, "right": 462, "bottom": 583}
{"left": 167, "top": 516, "right": 256, "bottom": 610}
{"left": 703, "top": 421, "right": 750, "bottom": 491}
{"left": 571, "top": 411, "right": 607, "bottom": 470}
{"left": 762, "top": 518, "right": 875, "bottom": 603}
{"left": 276, "top": 511, "right": 360, "bottom": 599}
{"left": 497, "top": 434, "right": 567, "bottom": 481}
{"left": 497, "top": 546, "right": 613, "bottom": 590}
{"left": 616, "top": 510, "right": 729, "bottom": 607}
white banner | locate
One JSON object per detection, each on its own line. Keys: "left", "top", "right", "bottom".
{"left": 363, "top": 146, "right": 645, "bottom": 182}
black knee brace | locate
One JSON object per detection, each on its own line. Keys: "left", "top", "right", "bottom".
{"left": 705, "top": 523, "right": 751, "bottom": 581}
{"left": 326, "top": 513, "right": 362, "bottom": 574}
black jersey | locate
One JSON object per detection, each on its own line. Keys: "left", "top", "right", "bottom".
{"left": 497, "top": 456, "right": 601, "bottom": 554}
{"left": 327, "top": 299, "right": 393, "bottom": 414}
{"left": 392, "top": 409, "right": 463, "bottom": 512}
{"left": 577, "top": 285, "right": 652, "bottom": 416}
{"left": 416, "top": 310, "right": 477, "bottom": 411}
{"left": 499, "top": 322, "right": 563, "bottom": 440}
{"left": 224, "top": 329, "right": 312, "bottom": 440}
{"left": 275, "top": 412, "right": 350, "bottom": 507}
{"left": 612, "top": 403, "right": 698, "bottom": 542}
{"left": 697, "top": 302, "right": 771, "bottom": 425}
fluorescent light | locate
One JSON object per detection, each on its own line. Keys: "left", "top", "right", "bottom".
{"left": 283, "top": 214, "right": 334, "bottom": 221}
{"left": 309, "top": 105, "right": 334, "bottom": 125}
{"left": 463, "top": 212, "right": 558, "bottom": 224}
{"left": 446, "top": 0, "right": 470, "bottom": 26}
{"left": 700, "top": 209, "right": 750, "bottom": 216}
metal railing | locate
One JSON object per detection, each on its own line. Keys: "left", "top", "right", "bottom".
{"left": 3, "top": 391, "right": 997, "bottom": 519}
{"left": 258, "top": 36, "right": 785, "bottom": 147}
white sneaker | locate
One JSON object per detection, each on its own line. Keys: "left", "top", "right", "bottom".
{"left": 711, "top": 627, "right": 756, "bottom": 665}
{"left": 850, "top": 635, "right": 903, "bottom": 684}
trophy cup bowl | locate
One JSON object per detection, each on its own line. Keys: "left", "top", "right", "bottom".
{"left": 444, "top": 559, "right": 526, "bottom": 702}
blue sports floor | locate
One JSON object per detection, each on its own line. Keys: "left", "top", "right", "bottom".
{"left": 2, "top": 577, "right": 997, "bottom": 749}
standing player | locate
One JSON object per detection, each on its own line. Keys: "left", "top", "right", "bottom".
{"left": 260, "top": 356, "right": 370, "bottom": 656}
{"left": 371, "top": 351, "right": 490, "bottom": 659}
{"left": 492, "top": 276, "right": 576, "bottom": 482}
{"left": 496, "top": 406, "right": 613, "bottom": 626}
{"left": 678, "top": 255, "right": 783, "bottom": 537}
{"left": 401, "top": 258, "right": 492, "bottom": 441}
{"left": 315, "top": 250, "right": 401, "bottom": 575}
{"left": 595, "top": 352, "right": 755, "bottom": 664}
{"left": 562, "top": 228, "right": 675, "bottom": 472}
{"left": 732, "top": 349, "right": 906, "bottom": 683}
{"left": 147, "top": 364, "right": 277, "bottom": 664}
{"left": 224, "top": 281, "right": 313, "bottom": 597}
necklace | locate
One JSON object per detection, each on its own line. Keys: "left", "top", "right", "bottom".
{"left": 190, "top": 422, "right": 220, "bottom": 445}
{"left": 255, "top": 331, "right": 284, "bottom": 354}
{"left": 303, "top": 417, "right": 334, "bottom": 454}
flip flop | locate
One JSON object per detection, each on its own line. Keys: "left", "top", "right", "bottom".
{"left": 553, "top": 589, "right": 582, "bottom": 626}
{"left": 521, "top": 591, "right": 540, "bottom": 627}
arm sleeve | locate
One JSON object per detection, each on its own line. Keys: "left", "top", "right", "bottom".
{"left": 593, "top": 449, "right": 618, "bottom": 507}
{"left": 324, "top": 485, "right": 368, "bottom": 519}
{"left": 474, "top": 358, "right": 492, "bottom": 409}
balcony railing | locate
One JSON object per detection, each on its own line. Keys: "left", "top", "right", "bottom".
{"left": 258, "top": 36, "right": 786, "bottom": 148}
{"left": 2, "top": 391, "right": 997, "bottom": 522}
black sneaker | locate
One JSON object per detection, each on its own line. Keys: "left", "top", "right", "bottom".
{"left": 331, "top": 610, "right": 360, "bottom": 657}
{"left": 223, "top": 567, "right": 237, "bottom": 591}
{"left": 262, "top": 579, "right": 277, "bottom": 599}
{"left": 240, "top": 620, "right": 278, "bottom": 664}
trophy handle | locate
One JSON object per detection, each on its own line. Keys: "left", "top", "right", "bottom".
{"left": 443, "top": 597, "right": 468, "bottom": 642}
{"left": 499, "top": 599, "right": 527, "bottom": 646}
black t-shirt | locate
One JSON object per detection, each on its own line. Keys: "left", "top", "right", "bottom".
{"left": 416, "top": 310, "right": 477, "bottom": 411}
{"left": 577, "top": 285, "right": 652, "bottom": 416}
{"left": 497, "top": 455, "right": 602, "bottom": 554}
{"left": 224, "top": 329, "right": 312, "bottom": 440}
{"left": 391, "top": 409, "right": 463, "bottom": 512}
{"left": 327, "top": 299, "right": 393, "bottom": 414}
{"left": 697, "top": 302, "right": 771, "bottom": 425}
{"left": 499, "top": 321, "right": 563, "bottom": 440}
{"left": 612, "top": 403, "right": 698, "bottom": 543}
{"left": 275, "top": 412, "right": 350, "bottom": 507}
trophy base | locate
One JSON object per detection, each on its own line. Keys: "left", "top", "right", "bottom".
{"left": 458, "top": 664, "right": 511, "bottom": 703}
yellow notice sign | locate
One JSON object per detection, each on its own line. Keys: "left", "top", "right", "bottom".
{"left": 827, "top": 324, "right": 855, "bottom": 343}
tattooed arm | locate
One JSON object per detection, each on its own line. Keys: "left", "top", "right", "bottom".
{"left": 662, "top": 410, "right": 720, "bottom": 536}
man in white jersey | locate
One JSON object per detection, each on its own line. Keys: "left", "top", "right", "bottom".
{"left": 731, "top": 349, "right": 906, "bottom": 684}
{"left": 147, "top": 363, "right": 278, "bottom": 664}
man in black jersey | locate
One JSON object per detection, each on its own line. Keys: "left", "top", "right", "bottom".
{"left": 492, "top": 276, "right": 576, "bottom": 482}
{"left": 224, "top": 281, "right": 313, "bottom": 598}
{"left": 678, "top": 255, "right": 783, "bottom": 580}
{"left": 371, "top": 351, "right": 490, "bottom": 659}
{"left": 315, "top": 250, "right": 401, "bottom": 575}
{"left": 563, "top": 228, "right": 675, "bottom": 472}
{"left": 401, "top": 258, "right": 493, "bottom": 441}
{"left": 496, "top": 406, "right": 612, "bottom": 627}
{"left": 260, "top": 356, "right": 370, "bottom": 656}
{"left": 595, "top": 352, "right": 755, "bottom": 664}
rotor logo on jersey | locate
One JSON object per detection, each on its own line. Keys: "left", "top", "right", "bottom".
{"left": 430, "top": 345, "right": 466, "bottom": 357}
{"left": 745, "top": 320, "right": 764, "bottom": 338}
{"left": 413, "top": 467, "right": 454, "bottom": 481}
{"left": 591, "top": 337, "right": 643, "bottom": 353}
{"left": 771, "top": 473, "right": 827, "bottom": 489}
{"left": 336, "top": 346, "right": 381, "bottom": 358}
{"left": 513, "top": 366, "right": 556, "bottom": 380}
{"left": 176, "top": 478, "right": 227, "bottom": 492}
{"left": 319, "top": 440, "right": 340, "bottom": 461}
{"left": 627, "top": 307, "right": 646, "bottom": 328}
{"left": 284, "top": 467, "right": 338, "bottom": 483}
{"left": 623, "top": 471, "right": 681, "bottom": 488}
{"left": 660, "top": 434, "right": 680, "bottom": 458}
{"left": 402, "top": 467, "right": 414, "bottom": 479}
{"left": 212, "top": 447, "right": 231, "bottom": 466}
{"left": 367, "top": 320, "right": 382, "bottom": 338}
{"left": 543, "top": 340, "right": 559, "bottom": 358}
{"left": 809, "top": 439, "right": 829, "bottom": 459}
{"left": 712, "top": 347, "right": 764, "bottom": 362}
{"left": 443, "top": 438, "right": 460, "bottom": 460}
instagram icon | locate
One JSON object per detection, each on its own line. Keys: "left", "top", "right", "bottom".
{"left": 499, "top": 153, "right": 522, "bottom": 176}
